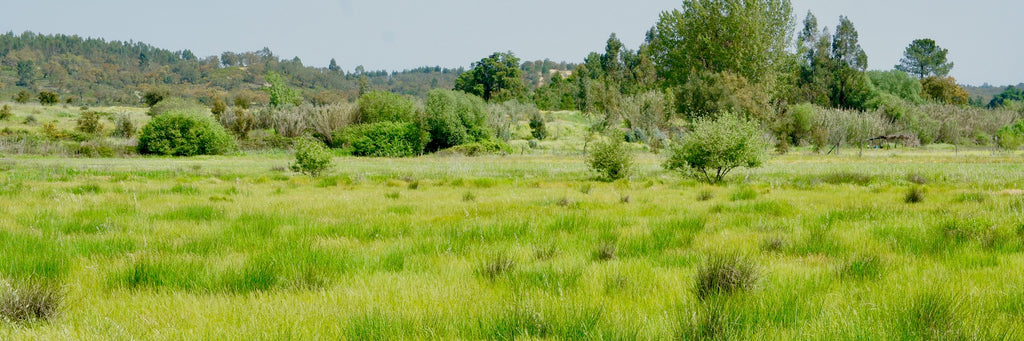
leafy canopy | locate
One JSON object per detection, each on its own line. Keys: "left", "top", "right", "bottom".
{"left": 648, "top": 0, "right": 794, "bottom": 87}
{"left": 664, "top": 113, "right": 768, "bottom": 184}
{"left": 454, "top": 52, "right": 526, "bottom": 102}
{"left": 896, "top": 38, "right": 954, "bottom": 79}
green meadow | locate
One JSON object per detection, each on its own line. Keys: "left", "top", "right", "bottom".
{"left": 2, "top": 148, "right": 1024, "bottom": 339}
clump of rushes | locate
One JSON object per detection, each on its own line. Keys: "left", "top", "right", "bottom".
{"left": 694, "top": 253, "right": 760, "bottom": 300}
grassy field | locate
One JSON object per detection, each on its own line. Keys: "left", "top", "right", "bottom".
{"left": 1, "top": 147, "right": 1023, "bottom": 339}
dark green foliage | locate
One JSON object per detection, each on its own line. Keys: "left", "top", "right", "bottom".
{"left": 143, "top": 89, "right": 167, "bottom": 107}
{"left": 356, "top": 91, "right": 418, "bottom": 124}
{"left": 664, "top": 113, "right": 768, "bottom": 184}
{"left": 988, "top": 86, "right": 1024, "bottom": 108}
{"left": 587, "top": 134, "right": 633, "bottom": 181}
{"left": 0, "top": 104, "right": 11, "bottom": 121}
{"left": 75, "top": 111, "right": 103, "bottom": 134}
{"left": 424, "top": 89, "right": 491, "bottom": 151}
{"left": 905, "top": 187, "right": 925, "bottom": 204}
{"left": 137, "top": 111, "right": 236, "bottom": 156}
{"left": 895, "top": 38, "right": 954, "bottom": 79}
{"left": 337, "top": 122, "right": 425, "bottom": 157}
{"left": 291, "top": 137, "right": 333, "bottom": 177}
{"left": 694, "top": 253, "right": 760, "bottom": 300}
{"left": 529, "top": 112, "right": 547, "bottom": 140}
{"left": 454, "top": 51, "right": 526, "bottom": 102}
{"left": 38, "top": 91, "right": 59, "bottom": 106}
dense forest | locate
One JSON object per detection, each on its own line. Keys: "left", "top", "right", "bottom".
{"left": 0, "top": 31, "right": 575, "bottom": 106}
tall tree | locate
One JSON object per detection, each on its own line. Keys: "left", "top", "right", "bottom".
{"left": 648, "top": 0, "right": 794, "bottom": 87}
{"left": 895, "top": 38, "right": 953, "bottom": 79}
{"left": 328, "top": 58, "right": 341, "bottom": 72}
{"left": 16, "top": 60, "right": 37, "bottom": 86}
{"left": 454, "top": 51, "right": 525, "bottom": 102}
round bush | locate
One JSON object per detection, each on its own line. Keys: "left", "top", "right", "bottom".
{"left": 137, "top": 111, "right": 236, "bottom": 156}
{"left": 337, "top": 122, "right": 426, "bottom": 157}
{"left": 291, "top": 137, "right": 333, "bottom": 177}
{"left": 588, "top": 134, "right": 633, "bottom": 181}
{"left": 357, "top": 91, "right": 418, "bottom": 124}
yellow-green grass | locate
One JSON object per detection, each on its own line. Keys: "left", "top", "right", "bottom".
{"left": 1, "top": 149, "right": 1023, "bottom": 339}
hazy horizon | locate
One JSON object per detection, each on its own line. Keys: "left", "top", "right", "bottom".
{"left": 2, "top": 0, "right": 1021, "bottom": 86}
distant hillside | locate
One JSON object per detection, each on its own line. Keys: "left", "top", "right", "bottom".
{"left": 0, "top": 31, "right": 466, "bottom": 106}
{"left": 963, "top": 83, "right": 1024, "bottom": 104}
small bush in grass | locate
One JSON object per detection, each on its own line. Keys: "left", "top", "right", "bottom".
{"left": 529, "top": 111, "right": 547, "bottom": 140}
{"left": 0, "top": 104, "right": 11, "bottom": 121}
{"left": 997, "top": 120, "right": 1024, "bottom": 150}
{"left": 905, "top": 187, "right": 925, "bottom": 204}
{"left": 587, "top": 134, "right": 633, "bottom": 181}
{"left": 556, "top": 197, "right": 575, "bottom": 207}
{"left": 111, "top": 114, "right": 135, "bottom": 138}
{"left": 481, "top": 254, "right": 516, "bottom": 279}
{"left": 0, "top": 279, "right": 63, "bottom": 323}
{"left": 137, "top": 111, "right": 235, "bottom": 156}
{"left": 290, "top": 137, "right": 333, "bottom": 177}
{"left": 75, "top": 111, "right": 104, "bottom": 134}
{"left": 619, "top": 194, "right": 631, "bottom": 204}
{"left": 462, "top": 191, "right": 476, "bottom": 202}
{"left": 694, "top": 253, "right": 760, "bottom": 300}
{"left": 594, "top": 243, "right": 617, "bottom": 261}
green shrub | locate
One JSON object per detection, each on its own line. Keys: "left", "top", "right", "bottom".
{"left": 529, "top": 112, "right": 547, "bottom": 140}
{"left": 445, "top": 139, "right": 510, "bottom": 156}
{"left": 587, "top": 134, "right": 633, "bottom": 181}
{"left": 997, "top": 120, "right": 1024, "bottom": 150}
{"left": 14, "top": 90, "right": 32, "bottom": 104}
{"left": 75, "top": 111, "right": 104, "bottom": 134}
{"left": 424, "top": 89, "right": 491, "bottom": 152}
{"left": 0, "top": 104, "right": 11, "bottom": 121}
{"left": 111, "top": 114, "right": 136, "bottom": 138}
{"left": 336, "top": 121, "right": 426, "bottom": 157}
{"left": 664, "top": 113, "right": 768, "bottom": 184}
{"left": 38, "top": 91, "right": 59, "bottom": 106}
{"left": 291, "top": 137, "right": 333, "bottom": 177}
{"left": 137, "top": 111, "right": 235, "bottom": 156}
{"left": 357, "top": 91, "right": 418, "bottom": 124}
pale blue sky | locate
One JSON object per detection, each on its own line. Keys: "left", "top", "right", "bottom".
{"left": 1, "top": 0, "right": 1020, "bottom": 85}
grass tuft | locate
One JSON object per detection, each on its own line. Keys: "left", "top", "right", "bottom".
{"left": 0, "top": 279, "right": 63, "bottom": 323}
{"left": 905, "top": 187, "right": 925, "bottom": 204}
{"left": 694, "top": 253, "right": 759, "bottom": 300}
{"left": 594, "top": 242, "right": 617, "bottom": 261}
{"left": 481, "top": 254, "right": 516, "bottom": 279}
{"left": 697, "top": 189, "right": 714, "bottom": 201}
{"left": 730, "top": 187, "right": 757, "bottom": 201}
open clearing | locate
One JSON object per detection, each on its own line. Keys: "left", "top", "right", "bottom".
{"left": 1, "top": 149, "right": 1023, "bottom": 339}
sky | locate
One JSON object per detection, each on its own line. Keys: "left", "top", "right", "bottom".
{"left": 1, "top": 0, "right": 1021, "bottom": 86}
